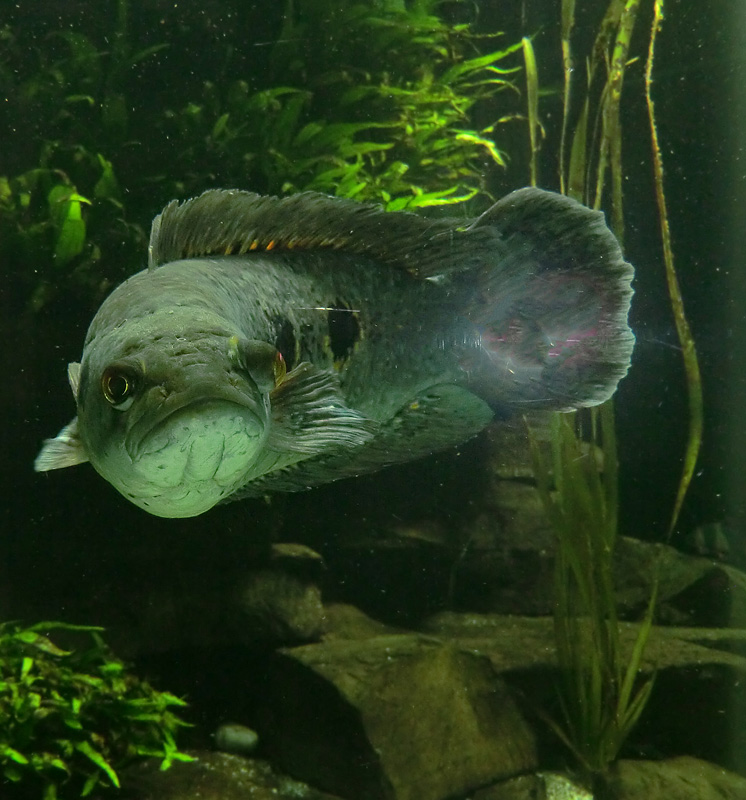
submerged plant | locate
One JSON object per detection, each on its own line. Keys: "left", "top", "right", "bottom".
{"left": 3, "top": 0, "right": 521, "bottom": 312}
{"left": 526, "top": 0, "right": 702, "bottom": 783}
{"left": 0, "top": 621, "right": 191, "bottom": 799}
{"left": 0, "top": 149, "right": 145, "bottom": 313}
{"left": 529, "top": 409, "right": 655, "bottom": 780}
{"left": 162, "top": 0, "right": 521, "bottom": 209}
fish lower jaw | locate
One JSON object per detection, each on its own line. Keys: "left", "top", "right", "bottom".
{"left": 119, "top": 456, "right": 254, "bottom": 518}
{"left": 127, "top": 483, "right": 238, "bottom": 519}
{"left": 112, "top": 407, "right": 266, "bottom": 517}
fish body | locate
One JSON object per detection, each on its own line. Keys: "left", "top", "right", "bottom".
{"left": 35, "top": 188, "right": 635, "bottom": 518}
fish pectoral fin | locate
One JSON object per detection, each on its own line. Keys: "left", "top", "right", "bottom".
{"left": 67, "top": 362, "right": 82, "bottom": 399}
{"left": 34, "top": 417, "right": 90, "bottom": 472}
{"left": 267, "top": 362, "right": 376, "bottom": 456}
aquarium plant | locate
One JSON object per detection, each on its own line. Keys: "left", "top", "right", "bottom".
{"left": 526, "top": 0, "right": 702, "bottom": 785}
{"left": 0, "top": 621, "right": 191, "bottom": 800}
{"left": 1, "top": 0, "right": 522, "bottom": 313}
{"left": 529, "top": 407, "right": 656, "bottom": 782}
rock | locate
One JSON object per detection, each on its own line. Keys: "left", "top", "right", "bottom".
{"left": 236, "top": 543, "right": 325, "bottom": 643}
{"left": 451, "top": 481, "right": 556, "bottom": 616}
{"left": 94, "top": 605, "right": 746, "bottom": 800}
{"left": 475, "top": 758, "right": 746, "bottom": 799}
{"left": 473, "top": 771, "right": 592, "bottom": 799}
{"left": 610, "top": 538, "right": 746, "bottom": 628}
{"left": 321, "top": 602, "right": 407, "bottom": 641}
{"left": 421, "top": 611, "right": 746, "bottom": 674}
{"left": 311, "top": 411, "right": 746, "bottom": 631}
{"left": 252, "top": 633, "right": 537, "bottom": 800}
{"left": 422, "top": 612, "right": 746, "bottom": 776}
{"left": 111, "top": 751, "right": 343, "bottom": 800}
{"left": 100, "top": 542, "right": 326, "bottom": 657}
{"left": 452, "top": 529, "right": 746, "bottom": 628}
{"left": 214, "top": 723, "right": 259, "bottom": 755}
{"left": 605, "top": 756, "right": 746, "bottom": 799}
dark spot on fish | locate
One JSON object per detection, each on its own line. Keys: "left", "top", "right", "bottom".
{"left": 328, "top": 300, "right": 360, "bottom": 365}
{"left": 298, "top": 323, "right": 316, "bottom": 363}
{"left": 271, "top": 316, "right": 297, "bottom": 370}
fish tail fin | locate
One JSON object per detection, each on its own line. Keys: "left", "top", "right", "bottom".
{"left": 455, "top": 187, "right": 635, "bottom": 413}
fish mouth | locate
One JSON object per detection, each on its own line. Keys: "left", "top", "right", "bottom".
{"left": 99, "top": 395, "right": 268, "bottom": 519}
{"left": 115, "top": 397, "right": 267, "bottom": 512}
{"left": 124, "top": 382, "right": 268, "bottom": 464}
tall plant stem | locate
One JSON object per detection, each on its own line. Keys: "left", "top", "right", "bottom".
{"left": 644, "top": 0, "right": 703, "bottom": 538}
{"left": 559, "top": 0, "right": 576, "bottom": 195}
{"left": 522, "top": 37, "right": 540, "bottom": 187}
{"left": 593, "top": 0, "right": 642, "bottom": 242}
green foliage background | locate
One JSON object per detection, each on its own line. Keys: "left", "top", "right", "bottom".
{"left": 0, "top": 622, "right": 190, "bottom": 800}
{"left": 0, "top": 0, "right": 521, "bottom": 313}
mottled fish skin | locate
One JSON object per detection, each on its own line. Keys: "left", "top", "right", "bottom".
{"left": 34, "top": 188, "right": 635, "bottom": 518}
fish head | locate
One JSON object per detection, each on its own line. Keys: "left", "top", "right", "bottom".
{"left": 38, "top": 309, "right": 285, "bottom": 518}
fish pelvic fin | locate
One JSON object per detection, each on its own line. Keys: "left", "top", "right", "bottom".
{"left": 455, "top": 187, "right": 635, "bottom": 413}
{"left": 267, "top": 363, "right": 377, "bottom": 456}
{"left": 34, "top": 417, "right": 89, "bottom": 472}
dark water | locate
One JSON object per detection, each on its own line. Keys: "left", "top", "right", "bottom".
{"left": 1, "top": 1, "right": 745, "bottom": 797}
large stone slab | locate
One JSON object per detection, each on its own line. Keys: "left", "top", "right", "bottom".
{"left": 422, "top": 611, "right": 746, "bottom": 775}
{"left": 475, "top": 756, "right": 746, "bottom": 799}
{"left": 111, "top": 752, "right": 343, "bottom": 800}
{"left": 252, "top": 633, "right": 537, "bottom": 800}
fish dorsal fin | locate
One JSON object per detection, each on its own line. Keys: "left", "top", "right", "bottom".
{"left": 147, "top": 189, "right": 479, "bottom": 277}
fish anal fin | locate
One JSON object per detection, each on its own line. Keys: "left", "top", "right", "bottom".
{"left": 34, "top": 417, "right": 89, "bottom": 472}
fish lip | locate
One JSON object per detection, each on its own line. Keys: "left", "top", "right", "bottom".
{"left": 124, "top": 383, "right": 267, "bottom": 462}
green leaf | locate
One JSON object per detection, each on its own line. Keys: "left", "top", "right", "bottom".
{"left": 211, "top": 113, "right": 230, "bottom": 139}
{"left": 27, "top": 622, "right": 104, "bottom": 634}
{"left": 440, "top": 43, "right": 522, "bottom": 84}
{"left": 47, "top": 185, "right": 90, "bottom": 266}
{"left": 1, "top": 745, "right": 30, "bottom": 765}
{"left": 101, "top": 92, "right": 128, "bottom": 133}
{"left": 125, "top": 43, "right": 169, "bottom": 69}
{"left": 43, "top": 782, "right": 58, "bottom": 800}
{"left": 13, "top": 630, "right": 70, "bottom": 657}
{"left": 20, "top": 657, "right": 33, "bottom": 680}
{"left": 74, "top": 741, "right": 120, "bottom": 788}
{"left": 81, "top": 771, "right": 101, "bottom": 797}
{"left": 48, "top": 31, "right": 99, "bottom": 63}
{"left": 3, "top": 763, "right": 23, "bottom": 781}
{"left": 522, "top": 36, "right": 541, "bottom": 186}
{"left": 64, "top": 95, "right": 95, "bottom": 106}
{"left": 93, "top": 154, "right": 120, "bottom": 201}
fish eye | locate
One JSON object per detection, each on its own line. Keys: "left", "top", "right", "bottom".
{"left": 101, "top": 366, "right": 138, "bottom": 410}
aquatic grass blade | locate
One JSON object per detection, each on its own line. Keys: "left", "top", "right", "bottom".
{"left": 567, "top": 96, "right": 589, "bottom": 202}
{"left": 521, "top": 37, "right": 540, "bottom": 187}
{"left": 645, "top": 0, "right": 703, "bottom": 539}
{"left": 530, "top": 404, "right": 653, "bottom": 776}
{"left": 559, "top": 0, "right": 576, "bottom": 194}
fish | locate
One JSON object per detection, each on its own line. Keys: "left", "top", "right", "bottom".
{"left": 34, "top": 187, "right": 635, "bottom": 518}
